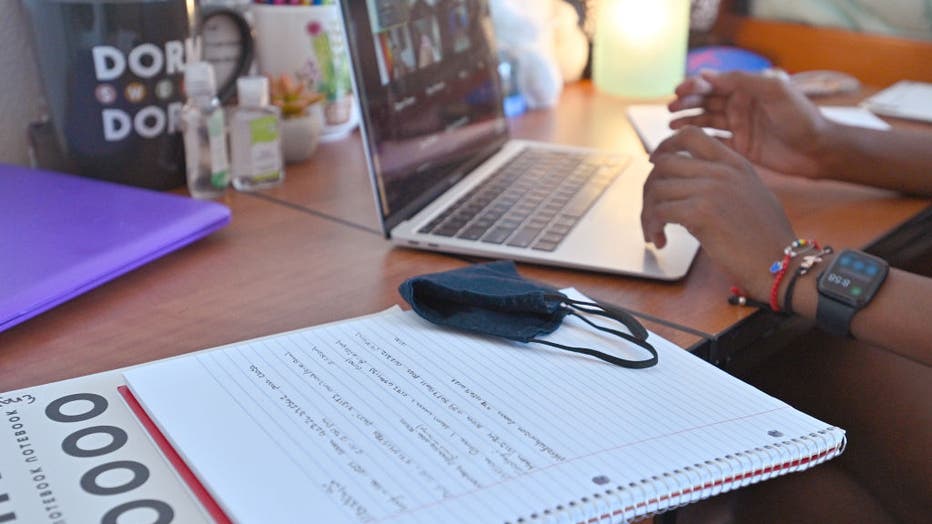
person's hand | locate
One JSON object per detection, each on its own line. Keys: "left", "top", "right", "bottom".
{"left": 668, "top": 70, "right": 834, "bottom": 179}
{"left": 642, "top": 126, "right": 797, "bottom": 302}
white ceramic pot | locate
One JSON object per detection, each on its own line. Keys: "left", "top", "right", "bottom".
{"left": 280, "top": 103, "right": 324, "bottom": 164}
{"left": 320, "top": 94, "right": 359, "bottom": 142}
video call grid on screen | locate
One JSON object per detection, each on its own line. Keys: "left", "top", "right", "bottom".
{"left": 352, "top": 1, "right": 509, "bottom": 226}
{"left": 367, "top": 0, "right": 475, "bottom": 84}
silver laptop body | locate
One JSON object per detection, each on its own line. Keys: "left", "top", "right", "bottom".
{"left": 340, "top": 0, "right": 698, "bottom": 280}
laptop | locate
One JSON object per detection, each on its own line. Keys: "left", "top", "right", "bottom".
{"left": 0, "top": 165, "right": 231, "bottom": 332}
{"left": 339, "top": 0, "right": 699, "bottom": 280}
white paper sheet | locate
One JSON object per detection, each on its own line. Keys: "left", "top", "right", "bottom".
{"left": 861, "top": 81, "right": 932, "bottom": 123}
{"left": 627, "top": 104, "right": 890, "bottom": 154}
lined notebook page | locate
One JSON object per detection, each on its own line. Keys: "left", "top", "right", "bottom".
{"left": 125, "top": 301, "right": 843, "bottom": 524}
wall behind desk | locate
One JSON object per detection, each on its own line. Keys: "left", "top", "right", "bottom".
{"left": 0, "top": 2, "right": 44, "bottom": 166}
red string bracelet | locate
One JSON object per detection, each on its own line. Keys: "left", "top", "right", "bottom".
{"left": 729, "top": 239, "right": 821, "bottom": 312}
{"left": 728, "top": 285, "right": 768, "bottom": 308}
{"left": 768, "top": 254, "right": 792, "bottom": 312}
{"left": 769, "top": 239, "right": 820, "bottom": 312}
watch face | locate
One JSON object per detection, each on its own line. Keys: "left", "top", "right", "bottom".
{"left": 818, "top": 250, "right": 889, "bottom": 307}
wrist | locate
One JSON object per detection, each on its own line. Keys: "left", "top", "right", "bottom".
{"left": 772, "top": 239, "right": 829, "bottom": 313}
{"left": 811, "top": 120, "right": 851, "bottom": 179}
{"left": 812, "top": 120, "right": 892, "bottom": 182}
{"left": 730, "top": 239, "right": 827, "bottom": 313}
{"left": 781, "top": 249, "right": 835, "bottom": 316}
{"left": 790, "top": 265, "right": 822, "bottom": 320}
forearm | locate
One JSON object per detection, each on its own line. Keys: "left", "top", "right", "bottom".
{"left": 783, "top": 252, "right": 932, "bottom": 365}
{"left": 818, "top": 124, "right": 932, "bottom": 196}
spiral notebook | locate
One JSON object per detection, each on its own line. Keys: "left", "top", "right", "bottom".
{"left": 123, "top": 295, "right": 845, "bottom": 523}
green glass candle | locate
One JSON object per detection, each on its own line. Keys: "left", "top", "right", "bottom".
{"left": 592, "top": 0, "right": 690, "bottom": 98}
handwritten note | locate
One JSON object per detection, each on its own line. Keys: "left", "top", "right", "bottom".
{"left": 138, "top": 310, "right": 578, "bottom": 521}
{"left": 0, "top": 393, "right": 36, "bottom": 406}
{"left": 125, "top": 303, "right": 841, "bottom": 523}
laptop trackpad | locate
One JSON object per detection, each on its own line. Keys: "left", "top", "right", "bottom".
{"left": 556, "top": 160, "right": 699, "bottom": 280}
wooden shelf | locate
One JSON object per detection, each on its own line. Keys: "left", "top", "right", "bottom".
{"left": 713, "top": 13, "right": 932, "bottom": 86}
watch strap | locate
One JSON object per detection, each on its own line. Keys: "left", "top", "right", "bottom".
{"left": 816, "top": 292, "right": 856, "bottom": 337}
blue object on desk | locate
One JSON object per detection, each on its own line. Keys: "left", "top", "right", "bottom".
{"left": 686, "top": 46, "right": 773, "bottom": 76}
{"left": 503, "top": 93, "right": 527, "bottom": 117}
{"left": 398, "top": 260, "right": 657, "bottom": 368}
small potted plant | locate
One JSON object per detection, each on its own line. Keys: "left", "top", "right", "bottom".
{"left": 269, "top": 73, "right": 325, "bottom": 164}
{"left": 307, "top": 18, "right": 357, "bottom": 140}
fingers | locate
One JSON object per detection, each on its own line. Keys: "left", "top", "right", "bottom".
{"left": 651, "top": 126, "right": 737, "bottom": 164}
{"left": 675, "top": 70, "right": 784, "bottom": 101}
{"left": 641, "top": 142, "right": 725, "bottom": 246}
{"left": 702, "top": 69, "right": 781, "bottom": 96}
{"left": 725, "top": 89, "right": 752, "bottom": 156}
{"left": 642, "top": 128, "right": 750, "bottom": 247}
{"left": 640, "top": 174, "right": 710, "bottom": 246}
{"left": 644, "top": 173, "right": 713, "bottom": 202}
{"left": 669, "top": 74, "right": 743, "bottom": 138}
{"left": 669, "top": 71, "right": 784, "bottom": 138}
{"left": 671, "top": 70, "right": 739, "bottom": 103}
{"left": 641, "top": 200, "right": 671, "bottom": 247}
{"left": 668, "top": 93, "right": 726, "bottom": 113}
{"left": 673, "top": 74, "right": 713, "bottom": 98}
{"left": 669, "top": 111, "right": 728, "bottom": 132}
{"left": 668, "top": 93, "right": 702, "bottom": 112}
{"left": 641, "top": 195, "right": 702, "bottom": 248}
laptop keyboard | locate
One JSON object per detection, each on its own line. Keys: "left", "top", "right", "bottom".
{"left": 417, "top": 148, "right": 627, "bottom": 251}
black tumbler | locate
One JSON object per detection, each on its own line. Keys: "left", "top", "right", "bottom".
{"left": 25, "top": 0, "right": 200, "bottom": 189}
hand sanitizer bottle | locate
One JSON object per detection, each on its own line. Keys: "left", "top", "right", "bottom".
{"left": 180, "top": 62, "right": 230, "bottom": 199}
{"left": 230, "top": 76, "right": 284, "bottom": 191}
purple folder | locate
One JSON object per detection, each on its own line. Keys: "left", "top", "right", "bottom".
{"left": 1, "top": 165, "right": 231, "bottom": 332}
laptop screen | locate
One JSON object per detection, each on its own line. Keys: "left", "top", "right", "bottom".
{"left": 341, "top": 0, "right": 509, "bottom": 233}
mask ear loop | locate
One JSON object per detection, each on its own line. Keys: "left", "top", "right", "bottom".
{"left": 531, "top": 295, "right": 658, "bottom": 369}
{"left": 563, "top": 298, "right": 650, "bottom": 341}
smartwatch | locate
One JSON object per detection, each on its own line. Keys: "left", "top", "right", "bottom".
{"left": 816, "top": 249, "right": 889, "bottom": 337}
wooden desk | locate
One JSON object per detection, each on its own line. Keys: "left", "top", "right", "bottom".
{"left": 258, "top": 81, "right": 931, "bottom": 357}
{"left": 1, "top": 82, "right": 928, "bottom": 394}
{"left": 0, "top": 192, "right": 460, "bottom": 390}
{"left": 0, "top": 169, "right": 702, "bottom": 393}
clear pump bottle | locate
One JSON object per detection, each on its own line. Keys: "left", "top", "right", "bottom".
{"left": 180, "top": 62, "right": 230, "bottom": 199}
{"left": 230, "top": 76, "right": 284, "bottom": 191}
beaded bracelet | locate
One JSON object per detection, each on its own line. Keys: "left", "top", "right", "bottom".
{"left": 769, "top": 239, "right": 821, "bottom": 312}
{"left": 728, "top": 239, "right": 822, "bottom": 312}
{"left": 782, "top": 246, "right": 833, "bottom": 315}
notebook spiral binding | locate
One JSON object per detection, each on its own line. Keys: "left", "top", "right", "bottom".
{"left": 507, "top": 428, "right": 846, "bottom": 524}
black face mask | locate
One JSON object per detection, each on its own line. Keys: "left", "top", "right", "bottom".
{"left": 398, "top": 261, "right": 657, "bottom": 369}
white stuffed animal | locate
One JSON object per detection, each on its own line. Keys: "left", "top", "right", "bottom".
{"left": 489, "top": 0, "right": 589, "bottom": 109}
{"left": 552, "top": 1, "right": 591, "bottom": 83}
